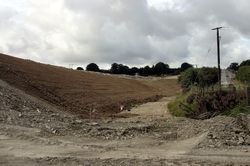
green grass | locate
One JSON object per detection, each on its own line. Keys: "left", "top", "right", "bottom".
{"left": 223, "top": 103, "right": 250, "bottom": 117}
{"left": 168, "top": 94, "right": 187, "bottom": 117}
{"left": 167, "top": 91, "right": 197, "bottom": 117}
{"left": 168, "top": 88, "right": 250, "bottom": 118}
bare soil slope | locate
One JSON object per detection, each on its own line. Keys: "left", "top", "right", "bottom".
{"left": 0, "top": 79, "right": 249, "bottom": 165}
{"left": 0, "top": 53, "right": 180, "bottom": 117}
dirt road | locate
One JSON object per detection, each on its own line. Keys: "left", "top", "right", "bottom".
{"left": 0, "top": 79, "right": 250, "bottom": 165}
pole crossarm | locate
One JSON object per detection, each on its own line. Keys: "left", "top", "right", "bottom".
{"left": 212, "top": 27, "right": 223, "bottom": 31}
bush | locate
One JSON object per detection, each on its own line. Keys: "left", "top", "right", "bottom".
{"left": 178, "top": 68, "right": 198, "bottom": 90}
{"left": 180, "top": 62, "right": 193, "bottom": 72}
{"left": 76, "top": 67, "right": 84, "bottom": 71}
{"left": 152, "top": 62, "right": 169, "bottom": 75}
{"left": 223, "top": 104, "right": 250, "bottom": 117}
{"left": 188, "top": 90, "right": 245, "bottom": 119}
{"left": 227, "top": 62, "right": 239, "bottom": 71}
{"left": 168, "top": 92, "right": 195, "bottom": 117}
{"left": 196, "top": 67, "right": 218, "bottom": 88}
{"left": 86, "top": 63, "right": 100, "bottom": 72}
{"left": 168, "top": 90, "right": 246, "bottom": 119}
{"left": 110, "top": 63, "right": 130, "bottom": 75}
{"left": 239, "top": 59, "right": 250, "bottom": 67}
{"left": 236, "top": 66, "right": 250, "bottom": 83}
{"left": 178, "top": 67, "right": 218, "bottom": 90}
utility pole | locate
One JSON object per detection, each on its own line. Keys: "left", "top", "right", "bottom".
{"left": 212, "top": 27, "right": 223, "bottom": 89}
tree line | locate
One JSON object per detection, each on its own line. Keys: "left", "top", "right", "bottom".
{"left": 76, "top": 62, "right": 193, "bottom": 76}
{"left": 227, "top": 59, "right": 250, "bottom": 83}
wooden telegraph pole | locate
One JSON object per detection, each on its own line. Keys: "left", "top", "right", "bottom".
{"left": 212, "top": 27, "right": 223, "bottom": 90}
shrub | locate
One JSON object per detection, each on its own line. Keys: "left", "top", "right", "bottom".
{"left": 110, "top": 63, "right": 130, "bottom": 75}
{"left": 168, "top": 92, "right": 194, "bottom": 117}
{"left": 180, "top": 62, "right": 193, "bottom": 72}
{"left": 239, "top": 59, "right": 250, "bottom": 67}
{"left": 188, "top": 90, "right": 245, "bottom": 119}
{"left": 178, "top": 68, "right": 198, "bottom": 90}
{"left": 196, "top": 67, "right": 218, "bottom": 88}
{"left": 86, "top": 63, "right": 100, "bottom": 72}
{"left": 76, "top": 67, "right": 84, "bottom": 71}
{"left": 178, "top": 67, "right": 218, "bottom": 90}
{"left": 168, "top": 90, "right": 246, "bottom": 119}
{"left": 227, "top": 62, "right": 239, "bottom": 71}
{"left": 236, "top": 66, "right": 250, "bottom": 83}
{"left": 223, "top": 103, "right": 250, "bottom": 117}
{"left": 152, "top": 62, "right": 169, "bottom": 75}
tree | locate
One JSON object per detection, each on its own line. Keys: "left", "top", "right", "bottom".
{"left": 197, "top": 67, "right": 218, "bottom": 88}
{"left": 152, "top": 62, "right": 169, "bottom": 75}
{"left": 119, "top": 64, "right": 130, "bottom": 75}
{"left": 110, "top": 63, "right": 130, "bottom": 75}
{"left": 129, "top": 67, "right": 139, "bottom": 75}
{"left": 227, "top": 62, "right": 239, "bottom": 71}
{"left": 181, "top": 63, "right": 193, "bottom": 72}
{"left": 178, "top": 68, "right": 198, "bottom": 89}
{"left": 138, "top": 66, "right": 152, "bottom": 76}
{"left": 86, "top": 63, "right": 100, "bottom": 72}
{"left": 179, "top": 67, "right": 218, "bottom": 90}
{"left": 76, "top": 67, "right": 84, "bottom": 71}
{"left": 236, "top": 66, "right": 250, "bottom": 83}
{"left": 110, "top": 63, "right": 119, "bottom": 74}
{"left": 239, "top": 59, "right": 250, "bottom": 67}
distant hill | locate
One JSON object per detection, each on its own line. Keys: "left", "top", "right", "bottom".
{"left": 0, "top": 53, "right": 180, "bottom": 117}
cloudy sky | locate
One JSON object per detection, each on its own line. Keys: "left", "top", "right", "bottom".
{"left": 0, "top": 0, "right": 250, "bottom": 68}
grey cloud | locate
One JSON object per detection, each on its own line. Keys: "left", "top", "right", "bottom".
{"left": 0, "top": 0, "right": 250, "bottom": 68}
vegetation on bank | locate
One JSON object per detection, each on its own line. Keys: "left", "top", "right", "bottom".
{"left": 236, "top": 66, "right": 250, "bottom": 83}
{"left": 168, "top": 89, "right": 247, "bottom": 119}
{"left": 77, "top": 62, "right": 193, "bottom": 76}
{"left": 168, "top": 59, "right": 250, "bottom": 119}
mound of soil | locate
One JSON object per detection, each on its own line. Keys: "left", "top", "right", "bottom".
{"left": 0, "top": 53, "right": 180, "bottom": 117}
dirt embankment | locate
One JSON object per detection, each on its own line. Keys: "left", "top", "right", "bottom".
{"left": 0, "top": 79, "right": 249, "bottom": 165}
{"left": 0, "top": 53, "right": 180, "bottom": 117}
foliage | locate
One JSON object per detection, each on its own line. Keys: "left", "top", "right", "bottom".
{"left": 168, "top": 68, "right": 181, "bottom": 75}
{"left": 196, "top": 67, "right": 218, "bottom": 88}
{"left": 168, "top": 90, "right": 246, "bottom": 119}
{"left": 110, "top": 63, "right": 119, "bottom": 74}
{"left": 110, "top": 63, "right": 130, "bottom": 75}
{"left": 130, "top": 67, "right": 139, "bottom": 75}
{"left": 76, "top": 67, "right": 84, "bottom": 71}
{"left": 223, "top": 103, "right": 250, "bottom": 117}
{"left": 84, "top": 62, "right": 180, "bottom": 76}
{"left": 187, "top": 90, "right": 245, "bottom": 119}
{"left": 110, "top": 62, "right": 172, "bottom": 76}
{"left": 99, "top": 69, "right": 111, "bottom": 74}
{"left": 178, "top": 67, "right": 218, "bottom": 90}
{"left": 152, "top": 62, "right": 169, "bottom": 75}
{"left": 227, "top": 62, "right": 239, "bottom": 71}
{"left": 236, "top": 66, "right": 250, "bottom": 83}
{"left": 180, "top": 62, "right": 193, "bottom": 72}
{"left": 168, "top": 92, "right": 194, "bottom": 117}
{"left": 239, "top": 59, "right": 250, "bottom": 67}
{"left": 178, "top": 68, "right": 198, "bottom": 90}
{"left": 86, "top": 63, "right": 100, "bottom": 72}
{"left": 138, "top": 66, "right": 152, "bottom": 76}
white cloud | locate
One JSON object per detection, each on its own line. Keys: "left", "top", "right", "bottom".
{"left": 0, "top": 0, "right": 249, "bottom": 68}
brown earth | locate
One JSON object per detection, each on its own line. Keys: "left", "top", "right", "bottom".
{"left": 0, "top": 79, "right": 249, "bottom": 165}
{"left": 1, "top": 53, "right": 249, "bottom": 165}
{"left": 0, "top": 53, "right": 180, "bottom": 117}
